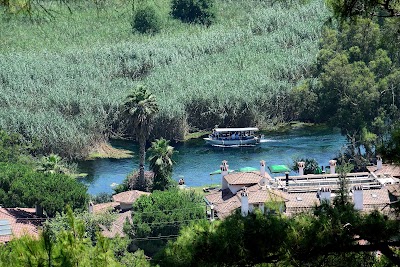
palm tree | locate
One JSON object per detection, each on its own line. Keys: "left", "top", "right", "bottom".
{"left": 148, "top": 138, "right": 174, "bottom": 191}
{"left": 40, "top": 153, "right": 68, "bottom": 174}
{"left": 124, "top": 85, "right": 159, "bottom": 187}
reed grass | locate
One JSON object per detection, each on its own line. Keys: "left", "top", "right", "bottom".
{"left": 0, "top": 0, "right": 329, "bottom": 158}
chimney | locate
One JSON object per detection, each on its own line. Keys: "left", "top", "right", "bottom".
{"left": 353, "top": 185, "right": 363, "bottom": 210}
{"left": 319, "top": 187, "right": 331, "bottom": 204}
{"left": 35, "top": 204, "right": 43, "bottom": 217}
{"left": 329, "top": 160, "right": 337, "bottom": 174}
{"left": 259, "top": 160, "right": 267, "bottom": 186}
{"left": 260, "top": 160, "right": 266, "bottom": 177}
{"left": 241, "top": 187, "right": 249, "bottom": 217}
{"left": 88, "top": 201, "right": 94, "bottom": 213}
{"left": 221, "top": 160, "right": 229, "bottom": 189}
{"left": 210, "top": 204, "right": 215, "bottom": 221}
{"left": 297, "top": 161, "right": 305, "bottom": 176}
{"left": 377, "top": 155, "right": 382, "bottom": 170}
{"left": 285, "top": 172, "right": 289, "bottom": 187}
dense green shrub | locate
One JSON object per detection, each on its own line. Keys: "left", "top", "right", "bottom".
{"left": 0, "top": 162, "right": 88, "bottom": 217}
{"left": 132, "top": 5, "right": 161, "bottom": 34}
{"left": 0, "top": 130, "right": 26, "bottom": 163}
{"left": 171, "top": 0, "right": 215, "bottom": 25}
{"left": 45, "top": 209, "right": 116, "bottom": 243}
{"left": 0, "top": 208, "right": 150, "bottom": 267}
{"left": 127, "top": 189, "right": 205, "bottom": 256}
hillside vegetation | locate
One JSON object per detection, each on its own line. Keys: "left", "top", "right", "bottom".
{"left": 0, "top": 0, "right": 329, "bottom": 158}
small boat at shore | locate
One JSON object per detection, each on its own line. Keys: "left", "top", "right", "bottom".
{"left": 204, "top": 127, "right": 261, "bottom": 147}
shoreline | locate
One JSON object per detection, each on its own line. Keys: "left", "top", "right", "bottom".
{"left": 86, "top": 142, "right": 133, "bottom": 160}
{"left": 85, "top": 122, "right": 327, "bottom": 160}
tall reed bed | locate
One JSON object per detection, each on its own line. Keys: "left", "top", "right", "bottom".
{"left": 0, "top": 0, "right": 329, "bottom": 157}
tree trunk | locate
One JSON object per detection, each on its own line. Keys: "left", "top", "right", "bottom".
{"left": 138, "top": 134, "right": 146, "bottom": 188}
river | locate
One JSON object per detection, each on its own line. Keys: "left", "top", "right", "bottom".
{"left": 78, "top": 126, "right": 347, "bottom": 195}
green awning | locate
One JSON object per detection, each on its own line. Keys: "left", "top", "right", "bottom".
{"left": 236, "top": 167, "right": 258, "bottom": 172}
{"left": 268, "top": 165, "right": 290, "bottom": 173}
{"left": 314, "top": 166, "right": 322, "bottom": 174}
{"left": 209, "top": 169, "right": 234, "bottom": 175}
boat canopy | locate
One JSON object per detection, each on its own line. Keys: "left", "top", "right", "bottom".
{"left": 214, "top": 127, "right": 259, "bottom": 133}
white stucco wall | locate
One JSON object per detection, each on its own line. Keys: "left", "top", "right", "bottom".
{"left": 228, "top": 184, "right": 245, "bottom": 194}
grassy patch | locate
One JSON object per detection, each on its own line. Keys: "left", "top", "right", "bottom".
{"left": 70, "top": 173, "right": 89, "bottom": 179}
{"left": 87, "top": 142, "right": 133, "bottom": 160}
{"left": 183, "top": 184, "right": 220, "bottom": 196}
{"left": 184, "top": 131, "right": 210, "bottom": 141}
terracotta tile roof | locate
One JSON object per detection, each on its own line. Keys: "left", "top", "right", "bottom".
{"left": 205, "top": 181, "right": 396, "bottom": 219}
{"left": 386, "top": 184, "right": 400, "bottom": 198}
{"left": 93, "top": 202, "right": 119, "bottom": 214}
{"left": 223, "top": 172, "right": 264, "bottom": 185}
{"left": 205, "top": 186, "right": 288, "bottom": 219}
{"left": 113, "top": 190, "right": 150, "bottom": 204}
{"left": 101, "top": 210, "right": 132, "bottom": 238}
{"left": 367, "top": 164, "right": 400, "bottom": 178}
{"left": 283, "top": 192, "right": 319, "bottom": 215}
{"left": 363, "top": 188, "right": 390, "bottom": 206}
{"left": 0, "top": 207, "right": 40, "bottom": 243}
{"left": 205, "top": 189, "right": 240, "bottom": 219}
{"left": 214, "top": 200, "right": 241, "bottom": 219}
{"left": 285, "top": 192, "right": 319, "bottom": 209}
{"left": 206, "top": 188, "right": 236, "bottom": 204}
{"left": 244, "top": 185, "right": 288, "bottom": 204}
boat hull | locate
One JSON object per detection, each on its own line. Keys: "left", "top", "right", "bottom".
{"left": 204, "top": 137, "right": 260, "bottom": 147}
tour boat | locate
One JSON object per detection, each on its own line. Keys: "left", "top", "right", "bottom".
{"left": 204, "top": 127, "right": 261, "bottom": 147}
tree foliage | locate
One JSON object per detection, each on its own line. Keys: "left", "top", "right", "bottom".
{"left": 123, "top": 85, "right": 159, "bottom": 191}
{"left": 160, "top": 196, "right": 400, "bottom": 266}
{"left": 126, "top": 189, "right": 205, "bottom": 256}
{"left": 0, "top": 130, "right": 30, "bottom": 163}
{"left": 148, "top": 138, "right": 175, "bottom": 191}
{"left": 0, "top": 207, "right": 150, "bottom": 267}
{"left": 302, "top": 16, "right": 400, "bottom": 163}
{"left": 326, "top": 0, "right": 400, "bottom": 20}
{"left": 45, "top": 209, "right": 116, "bottom": 244}
{"left": 132, "top": 4, "right": 161, "bottom": 34}
{"left": 291, "top": 157, "right": 320, "bottom": 174}
{"left": 0, "top": 162, "right": 88, "bottom": 217}
{"left": 379, "top": 124, "right": 400, "bottom": 162}
{"left": 171, "top": 0, "right": 215, "bottom": 25}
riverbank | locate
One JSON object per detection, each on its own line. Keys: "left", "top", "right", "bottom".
{"left": 87, "top": 142, "right": 133, "bottom": 160}
{"left": 79, "top": 126, "right": 346, "bottom": 195}
{"left": 86, "top": 122, "right": 326, "bottom": 160}
{"left": 260, "top": 121, "right": 321, "bottom": 133}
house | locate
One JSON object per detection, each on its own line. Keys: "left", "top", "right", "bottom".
{"left": 205, "top": 160, "right": 399, "bottom": 220}
{"left": 112, "top": 190, "right": 150, "bottom": 211}
{"left": 205, "top": 160, "right": 286, "bottom": 219}
{"left": 0, "top": 207, "right": 42, "bottom": 243}
{"left": 366, "top": 156, "right": 400, "bottom": 180}
{"left": 90, "top": 190, "right": 150, "bottom": 238}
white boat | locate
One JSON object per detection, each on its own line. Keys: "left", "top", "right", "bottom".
{"left": 204, "top": 127, "right": 261, "bottom": 147}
